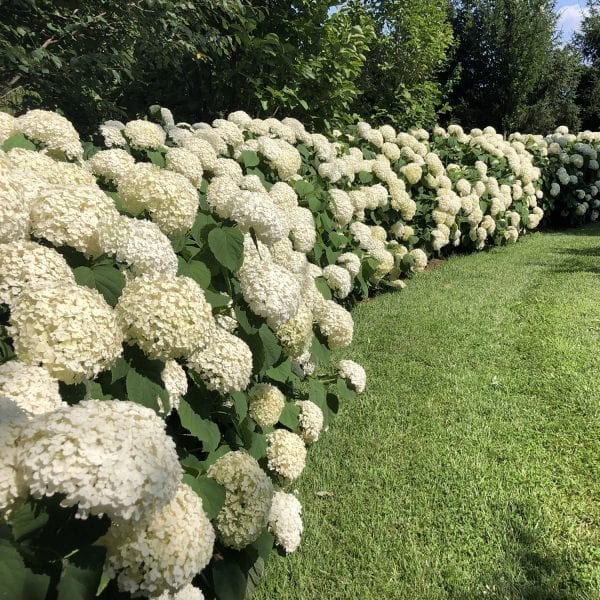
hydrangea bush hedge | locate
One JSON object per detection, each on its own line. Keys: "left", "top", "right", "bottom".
{"left": 0, "top": 107, "right": 598, "bottom": 600}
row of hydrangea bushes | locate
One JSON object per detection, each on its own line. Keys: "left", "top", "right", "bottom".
{"left": 0, "top": 107, "right": 599, "bottom": 600}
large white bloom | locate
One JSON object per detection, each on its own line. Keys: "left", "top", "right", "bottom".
{"left": 160, "top": 360, "right": 188, "bottom": 413}
{"left": 249, "top": 383, "right": 285, "bottom": 428}
{"left": 98, "top": 215, "right": 178, "bottom": 277}
{"left": 337, "top": 252, "right": 361, "bottom": 278}
{"left": 17, "top": 109, "right": 82, "bottom": 159}
{"left": 207, "top": 451, "right": 273, "bottom": 549}
{"left": 275, "top": 302, "right": 314, "bottom": 358}
{"left": 123, "top": 119, "right": 166, "bottom": 150}
{"left": 0, "top": 361, "right": 64, "bottom": 415}
{"left": 230, "top": 190, "right": 289, "bottom": 245}
{"left": 87, "top": 148, "right": 135, "bottom": 182}
{"left": 295, "top": 400, "right": 324, "bottom": 444}
{"left": 30, "top": 184, "right": 119, "bottom": 257}
{"left": 9, "top": 282, "right": 123, "bottom": 384}
{"left": 187, "top": 326, "right": 252, "bottom": 394}
{"left": 322, "top": 265, "right": 352, "bottom": 299}
{"left": 238, "top": 258, "right": 301, "bottom": 328}
{"left": 116, "top": 275, "right": 214, "bottom": 360}
{"left": 165, "top": 147, "right": 204, "bottom": 187}
{"left": 289, "top": 207, "right": 316, "bottom": 253}
{"left": 117, "top": 163, "right": 198, "bottom": 236}
{"left": 314, "top": 300, "right": 354, "bottom": 349}
{"left": 266, "top": 429, "right": 306, "bottom": 482}
{"left": 0, "top": 397, "right": 28, "bottom": 516}
{"left": 0, "top": 241, "right": 75, "bottom": 305}
{"left": 338, "top": 359, "right": 366, "bottom": 393}
{"left": 0, "top": 164, "right": 29, "bottom": 244}
{"left": 102, "top": 483, "right": 214, "bottom": 597}
{"left": 268, "top": 491, "right": 303, "bottom": 553}
{"left": 18, "top": 400, "right": 182, "bottom": 521}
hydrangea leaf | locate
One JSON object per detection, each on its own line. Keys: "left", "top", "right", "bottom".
{"left": 212, "top": 559, "right": 247, "bottom": 600}
{"left": 207, "top": 226, "right": 244, "bottom": 272}
{"left": 0, "top": 540, "right": 26, "bottom": 598}
{"left": 177, "top": 257, "right": 211, "bottom": 288}
{"left": 278, "top": 402, "right": 300, "bottom": 431}
{"left": 1, "top": 133, "right": 36, "bottom": 152}
{"left": 178, "top": 398, "right": 221, "bottom": 453}
{"left": 56, "top": 546, "right": 106, "bottom": 600}
{"left": 182, "top": 474, "right": 225, "bottom": 520}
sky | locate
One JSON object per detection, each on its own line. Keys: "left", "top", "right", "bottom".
{"left": 556, "top": 1, "right": 589, "bottom": 43}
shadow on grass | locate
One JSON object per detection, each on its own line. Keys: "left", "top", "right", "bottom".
{"left": 548, "top": 245, "right": 600, "bottom": 275}
{"left": 474, "top": 504, "right": 591, "bottom": 600}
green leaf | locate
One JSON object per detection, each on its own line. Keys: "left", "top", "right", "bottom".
{"left": 213, "top": 559, "right": 247, "bottom": 600}
{"left": 125, "top": 368, "right": 163, "bottom": 412}
{"left": 337, "top": 377, "right": 357, "bottom": 401}
{"left": 358, "top": 170, "right": 373, "bottom": 183}
{"left": 1, "top": 133, "right": 35, "bottom": 152}
{"left": 0, "top": 540, "right": 25, "bottom": 600}
{"left": 241, "top": 150, "right": 260, "bottom": 167}
{"left": 178, "top": 398, "right": 220, "bottom": 453}
{"left": 190, "top": 212, "right": 217, "bottom": 245}
{"left": 310, "top": 334, "right": 330, "bottom": 364}
{"left": 10, "top": 501, "right": 49, "bottom": 541}
{"left": 182, "top": 474, "right": 226, "bottom": 520}
{"left": 231, "top": 391, "right": 248, "bottom": 420}
{"left": 145, "top": 149, "right": 165, "bottom": 167}
{"left": 208, "top": 227, "right": 244, "bottom": 272}
{"left": 177, "top": 258, "right": 211, "bottom": 288}
{"left": 203, "top": 289, "right": 232, "bottom": 309}
{"left": 294, "top": 180, "right": 314, "bottom": 197}
{"left": 265, "top": 359, "right": 292, "bottom": 383}
{"left": 279, "top": 402, "right": 300, "bottom": 431}
{"left": 72, "top": 264, "right": 124, "bottom": 307}
{"left": 22, "top": 569, "right": 50, "bottom": 600}
{"left": 110, "top": 357, "right": 129, "bottom": 383}
{"left": 56, "top": 546, "right": 106, "bottom": 600}
{"left": 314, "top": 277, "right": 332, "bottom": 301}
{"left": 257, "top": 324, "right": 281, "bottom": 373}
{"left": 309, "top": 379, "right": 327, "bottom": 410}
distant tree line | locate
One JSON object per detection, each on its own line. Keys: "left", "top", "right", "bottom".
{"left": 0, "top": 0, "right": 598, "bottom": 134}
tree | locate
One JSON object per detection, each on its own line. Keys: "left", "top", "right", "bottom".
{"left": 574, "top": 1, "right": 600, "bottom": 129}
{"left": 351, "top": 0, "right": 454, "bottom": 129}
{"left": 447, "top": 0, "right": 558, "bottom": 133}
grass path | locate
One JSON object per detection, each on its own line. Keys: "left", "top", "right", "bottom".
{"left": 256, "top": 227, "right": 600, "bottom": 600}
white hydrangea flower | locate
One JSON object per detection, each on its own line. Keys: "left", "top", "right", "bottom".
{"left": 153, "top": 584, "right": 205, "bottom": 600}
{"left": 270, "top": 238, "right": 308, "bottom": 274}
{"left": 87, "top": 149, "right": 135, "bottom": 182}
{"left": 17, "top": 109, "right": 82, "bottom": 159}
{"left": 99, "top": 120, "right": 126, "bottom": 148}
{"left": 98, "top": 215, "right": 178, "bottom": 277}
{"left": 19, "top": 400, "right": 182, "bottom": 521}
{"left": 0, "top": 112, "right": 17, "bottom": 143}
{"left": 123, "top": 120, "right": 166, "bottom": 150}
{"left": 328, "top": 189, "right": 354, "bottom": 226}
{"left": 409, "top": 248, "right": 428, "bottom": 272}
{"left": 266, "top": 429, "right": 306, "bottom": 482}
{"left": 295, "top": 400, "right": 324, "bottom": 444}
{"left": 401, "top": 162, "right": 423, "bottom": 185}
{"left": 269, "top": 182, "right": 298, "bottom": 210}
{"left": 212, "top": 119, "right": 245, "bottom": 148}
{"left": 0, "top": 241, "right": 75, "bottom": 305}
{"left": 117, "top": 274, "right": 214, "bottom": 360}
{"left": 0, "top": 397, "right": 29, "bottom": 516}
{"left": 102, "top": 483, "right": 214, "bottom": 596}
{"left": 322, "top": 265, "right": 352, "bottom": 299}
{"left": 187, "top": 326, "right": 252, "bottom": 394}
{"left": 249, "top": 383, "right": 285, "bottom": 428}
{"left": 117, "top": 163, "right": 198, "bottom": 236}
{"left": 30, "top": 184, "right": 120, "bottom": 257}
{"left": 207, "top": 451, "right": 273, "bottom": 549}
{"left": 230, "top": 190, "right": 289, "bottom": 245}
{"left": 0, "top": 163, "right": 29, "bottom": 244}
{"left": 213, "top": 158, "right": 244, "bottom": 182}
{"left": 289, "top": 207, "right": 316, "bottom": 253}
{"left": 238, "top": 258, "right": 301, "bottom": 328}
{"left": 0, "top": 361, "right": 64, "bottom": 415}
{"left": 193, "top": 129, "right": 228, "bottom": 155}
{"left": 336, "top": 252, "right": 361, "bottom": 278}
{"left": 268, "top": 491, "right": 303, "bottom": 553}
{"left": 205, "top": 176, "right": 240, "bottom": 219}
{"left": 159, "top": 360, "right": 187, "bottom": 413}
{"left": 338, "top": 359, "right": 366, "bottom": 393}
{"left": 9, "top": 282, "right": 123, "bottom": 384}
{"left": 182, "top": 136, "right": 218, "bottom": 171}
{"left": 228, "top": 110, "right": 253, "bottom": 127}
{"left": 314, "top": 300, "right": 354, "bottom": 349}
{"left": 276, "top": 302, "right": 314, "bottom": 358}
{"left": 257, "top": 137, "right": 302, "bottom": 180}
{"left": 165, "top": 148, "right": 204, "bottom": 188}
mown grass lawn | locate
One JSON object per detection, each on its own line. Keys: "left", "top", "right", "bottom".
{"left": 256, "top": 226, "right": 600, "bottom": 600}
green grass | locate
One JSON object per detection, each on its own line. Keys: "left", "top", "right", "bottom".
{"left": 256, "top": 226, "right": 600, "bottom": 600}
